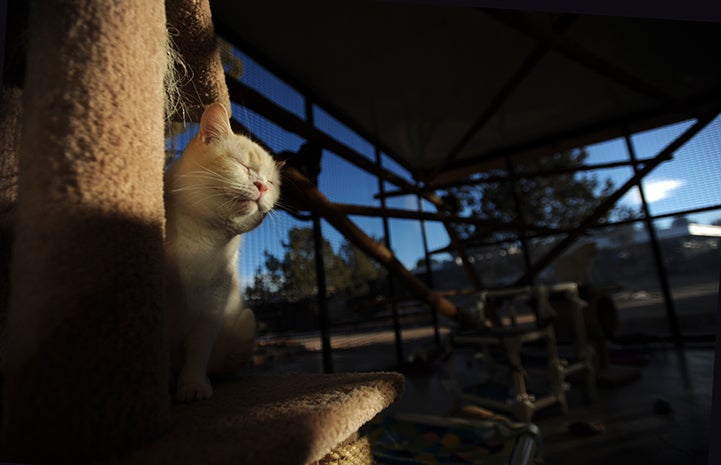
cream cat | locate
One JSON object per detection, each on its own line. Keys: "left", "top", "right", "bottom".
{"left": 164, "top": 103, "right": 281, "bottom": 402}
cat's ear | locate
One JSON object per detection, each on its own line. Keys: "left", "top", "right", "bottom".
{"left": 275, "top": 160, "right": 286, "bottom": 169}
{"left": 199, "top": 103, "right": 232, "bottom": 144}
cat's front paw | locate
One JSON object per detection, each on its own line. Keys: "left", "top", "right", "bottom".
{"left": 176, "top": 376, "right": 213, "bottom": 402}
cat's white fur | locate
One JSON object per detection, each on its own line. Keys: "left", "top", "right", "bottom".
{"left": 164, "top": 103, "right": 281, "bottom": 402}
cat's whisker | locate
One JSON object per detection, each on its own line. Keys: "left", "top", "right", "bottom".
{"left": 277, "top": 176, "right": 306, "bottom": 197}
{"left": 169, "top": 185, "right": 217, "bottom": 193}
{"left": 172, "top": 188, "right": 231, "bottom": 203}
{"left": 173, "top": 179, "right": 232, "bottom": 194}
{"left": 176, "top": 172, "right": 226, "bottom": 182}
{"left": 192, "top": 162, "right": 234, "bottom": 180}
{"left": 194, "top": 170, "right": 231, "bottom": 184}
{"left": 180, "top": 169, "right": 234, "bottom": 185}
{"left": 165, "top": 103, "right": 280, "bottom": 402}
{"left": 265, "top": 210, "right": 283, "bottom": 228}
{"left": 271, "top": 199, "right": 293, "bottom": 209}
{"left": 187, "top": 191, "right": 232, "bottom": 209}
{"left": 270, "top": 208, "right": 293, "bottom": 221}
{"left": 229, "top": 197, "right": 244, "bottom": 216}
{"left": 270, "top": 201, "right": 298, "bottom": 216}
{"left": 217, "top": 194, "right": 247, "bottom": 212}
{"left": 185, "top": 161, "right": 239, "bottom": 183}
{"left": 173, "top": 171, "right": 245, "bottom": 193}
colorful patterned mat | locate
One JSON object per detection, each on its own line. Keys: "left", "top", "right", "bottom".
{"left": 363, "top": 412, "right": 540, "bottom": 465}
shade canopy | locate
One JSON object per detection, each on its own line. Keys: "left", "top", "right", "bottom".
{"left": 209, "top": 1, "right": 721, "bottom": 186}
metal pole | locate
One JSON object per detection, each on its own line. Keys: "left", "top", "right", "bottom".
{"left": 506, "top": 155, "right": 534, "bottom": 283}
{"left": 623, "top": 131, "right": 682, "bottom": 344}
{"left": 376, "top": 148, "right": 405, "bottom": 368}
{"left": 515, "top": 110, "right": 719, "bottom": 285}
{"left": 418, "top": 196, "right": 440, "bottom": 345}
{"left": 312, "top": 214, "right": 334, "bottom": 373}
{"left": 426, "top": 14, "right": 578, "bottom": 182}
{"left": 306, "top": 99, "right": 334, "bottom": 373}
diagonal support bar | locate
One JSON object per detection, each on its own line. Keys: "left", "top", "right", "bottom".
{"left": 332, "top": 202, "right": 558, "bottom": 234}
{"left": 227, "top": 76, "right": 461, "bottom": 216}
{"left": 485, "top": 9, "right": 683, "bottom": 114}
{"left": 227, "top": 76, "right": 487, "bottom": 295}
{"left": 514, "top": 109, "right": 721, "bottom": 285}
{"left": 426, "top": 14, "right": 578, "bottom": 183}
{"left": 282, "top": 165, "right": 460, "bottom": 319}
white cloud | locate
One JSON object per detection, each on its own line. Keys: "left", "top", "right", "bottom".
{"left": 625, "top": 179, "right": 685, "bottom": 205}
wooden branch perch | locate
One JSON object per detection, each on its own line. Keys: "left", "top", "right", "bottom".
{"left": 282, "top": 165, "right": 459, "bottom": 320}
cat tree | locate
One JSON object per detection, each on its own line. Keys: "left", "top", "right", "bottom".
{"left": 0, "top": 1, "right": 403, "bottom": 463}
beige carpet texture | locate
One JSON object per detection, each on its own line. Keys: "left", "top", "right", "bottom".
{"left": 0, "top": 1, "right": 404, "bottom": 463}
{"left": 111, "top": 373, "right": 404, "bottom": 465}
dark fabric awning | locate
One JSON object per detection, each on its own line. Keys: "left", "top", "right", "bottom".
{"left": 209, "top": 1, "right": 721, "bottom": 185}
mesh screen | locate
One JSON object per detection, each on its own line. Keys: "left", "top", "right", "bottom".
{"left": 313, "top": 106, "right": 375, "bottom": 160}
{"left": 633, "top": 117, "right": 721, "bottom": 218}
{"left": 653, "top": 213, "right": 721, "bottom": 336}
{"left": 195, "top": 37, "right": 721, "bottom": 371}
{"left": 319, "top": 151, "right": 380, "bottom": 206}
{"left": 219, "top": 37, "right": 306, "bottom": 119}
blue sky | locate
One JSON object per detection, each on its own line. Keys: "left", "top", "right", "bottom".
{"left": 236, "top": 109, "right": 721, "bottom": 282}
{"left": 586, "top": 117, "right": 721, "bottom": 227}
{"left": 216, "top": 41, "right": 721, "bottom": 285}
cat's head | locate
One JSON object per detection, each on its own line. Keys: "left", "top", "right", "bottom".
{"left": 168, "top": 103, "right": 282, "bottom": 235}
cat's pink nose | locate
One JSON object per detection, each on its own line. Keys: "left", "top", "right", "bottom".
{"left": 254, "top": 181, "right": 268, "bottom": 193}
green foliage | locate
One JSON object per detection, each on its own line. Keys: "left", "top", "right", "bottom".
{"left": 246, "top": 226, "right": 385, "bottom": 304}
{"left": 450, "top": 148, "right": 638, "bottom": 243}
{"left": 339, "top": 240, "right": 386, "bottom": 297}
{"left": 245, "top": 251, "right": 284, "bottom": 302}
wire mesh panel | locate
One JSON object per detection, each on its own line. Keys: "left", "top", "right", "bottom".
{"left": 164, "top": 131, "right": 325, "bottom": 374}
{"left": 323, "top": 220, "right": 401, "bottom": 373}
{"left": 241, "top": 214, "right": 326, "bottom": 374}
{"left": 595, "top": 229, "right": 670, "bottom": 337}
{"left": 583, "top": 138, "right": 630, "bottom": 165}
{"left": 210, "top": 32, "right": 721, "bottom": 372}
{"left": 319, "top": 150, "right": 380, "bottom": 206}
{"left": 633, "top": 116, "right": 721, "bottom": 217}
{"left": 313, "top": 106, "right": 375, "bottom": 160}
{"left": 529, "top": 227, "right": 667, "bottom": 337}
{"left": 652, "top": 213, "right": 721, "bottom": 337}
{"left": 230, "top": 103, "right": 306, "bottom": 154}
{"left": 631, "top": 119, "right": 697, "bottom": 162}
{"left": 381, "top": 153, "right": 415, "bottom": 185}
{"left": 165, "top": 122, "right": 198, "bottom": 167}
{"left": 219, "top": 37, "right": 306, "bottom": 119}
{"left": 510, "top": 148, "right": 638, "bottom": 229}
{"left": 588, "top": 166, "right": 644, "bottom": 223}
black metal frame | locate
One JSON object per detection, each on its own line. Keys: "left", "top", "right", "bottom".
{"left": 215, "top": 22, "right": 720, "bottom": 366}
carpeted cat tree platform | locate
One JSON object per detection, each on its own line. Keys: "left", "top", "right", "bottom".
{"left": 0, "top": 1, "right": 403, "bottom": 463}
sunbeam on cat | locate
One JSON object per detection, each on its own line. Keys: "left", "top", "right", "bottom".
{"left": 164, "top": 103, "right": 282, "bottom": 402}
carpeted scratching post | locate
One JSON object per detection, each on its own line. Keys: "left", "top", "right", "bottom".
{"left": 1, "top": 0, "right": 404, "bottom": 463}
{"left": 2, "top": 0, "right": 170, "bottom": 462}
{"left": 116, "top": 372, "right": 404, "bottom": 465}
{"left": 166, "top": 0, "right": 231, "bottom": 121}
{"left": 0, "top": 86, "right": 22, "bottom": 369}
{"left": 0, "top": 1, "right": 27, "bottom": 371}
